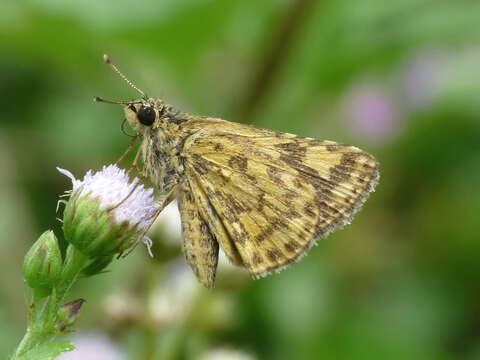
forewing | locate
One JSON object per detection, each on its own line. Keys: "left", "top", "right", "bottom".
{"left": 182, "top": 120, "right": 379, "bottom": 278}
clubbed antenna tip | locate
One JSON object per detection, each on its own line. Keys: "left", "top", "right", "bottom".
{"left": 102, "top": 54, "right": 146, "bottom": 98}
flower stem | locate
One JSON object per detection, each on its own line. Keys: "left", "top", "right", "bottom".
{"left": 57, "top": 245, "right": 89, "bottom": 301}
{"left": 14, "top": 330, "right": 37, "bottom": 358}
{"left": 12, "top": 245, "right": 89, "bottom": 358}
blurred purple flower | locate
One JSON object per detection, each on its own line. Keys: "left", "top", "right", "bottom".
{"left": 342, "top": 83, "right": 400, "bottom": 142}
{"left": 402, "top": 50, "right": 444, "bottom": 109}
{"left": 57, "top": 332, "right": 125, "bottom": 360}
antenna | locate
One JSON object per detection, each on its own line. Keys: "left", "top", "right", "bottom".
{"left": 103, "top": 54, "right": 146, "bottom": 98}
{"left": 93, "top": 96, "right": 142, "bottom": 105}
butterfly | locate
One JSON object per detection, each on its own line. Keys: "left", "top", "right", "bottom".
{"left": 95, "top": 55, "right": 379, "bottom": 288}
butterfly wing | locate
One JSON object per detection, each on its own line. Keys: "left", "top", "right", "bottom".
{"left": 177, "top": 181, "right": 219, "bottom": 289}
{"left": 180, "top": 119, "right": 379, "bottom": 278}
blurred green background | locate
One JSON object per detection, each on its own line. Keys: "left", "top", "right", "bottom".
{"left": 1, "top": 0, "right": 480, "bottom": 359}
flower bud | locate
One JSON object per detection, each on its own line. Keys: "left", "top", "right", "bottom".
{"left": 58, "top": 165, "right": 158, "bottom": 258}
{"left": 23, "top": 230, "right": 62, "bottom": 293}
{"left": 56, "top": 298, "right": 85, "bottom": 332}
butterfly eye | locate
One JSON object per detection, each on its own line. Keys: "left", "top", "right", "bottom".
{"left": 137, "top": 106, "right": 156, "bottom": 126}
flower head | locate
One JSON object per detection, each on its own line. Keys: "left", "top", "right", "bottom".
{"left": 58, "top": 165, "right": 158, "bottom": 258}
{"left": 199, "top": 347, "right": 256, "bottom": 360}
{"left": 58, "top": 165, "right": 157, "bottom": 229}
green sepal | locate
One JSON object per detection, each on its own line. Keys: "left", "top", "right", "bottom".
{"left": 63, "top": 189, "right": 138, "bottom": 258}
{"left": 81, "top": 255, "right": 113, "bottom": 276}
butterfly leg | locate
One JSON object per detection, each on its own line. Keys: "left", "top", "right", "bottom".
{"left": 116, "top": 135, "right": 138, "bottom": 165}
{"left": 120, "top": 188, "right": 176, "bottom": 258}
{"left": 127, "top": 147, "right": 143, "bottom": 176}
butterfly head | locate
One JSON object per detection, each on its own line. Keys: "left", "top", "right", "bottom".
{"left": 123, "top": 98, "right": 166, "bottom": 132}
{"left": 94, "top": 54, "right": 166, "bottom": 134}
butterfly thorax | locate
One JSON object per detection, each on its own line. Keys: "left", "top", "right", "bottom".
{"left": 138, "top": 102, "right": 197, "bottom": 193}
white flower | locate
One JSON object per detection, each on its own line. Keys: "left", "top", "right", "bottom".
{"left": 58, "top": 165, "right": 157, "bottom": 229}
{"left": 58, "top": 165, "right": 159, "bottom": 258}
{"left": 199, "top": 347, "right": 256, "bottom": 360}
{"left": 149, "top": 258, "right": 199, "bottom": 326}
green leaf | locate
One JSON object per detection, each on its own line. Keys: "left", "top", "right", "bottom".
{"left": 17, "top": 341, "right": 74, "bottom": 360}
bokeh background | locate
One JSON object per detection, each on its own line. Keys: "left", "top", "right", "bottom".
{"left": 1, "top": 0, "right": 480, "bottom": 359}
